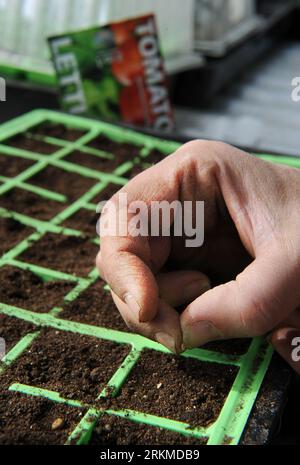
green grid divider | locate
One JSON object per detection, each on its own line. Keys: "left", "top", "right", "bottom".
{"left": 0, "top": 109, "right": 297, "bottom": 445}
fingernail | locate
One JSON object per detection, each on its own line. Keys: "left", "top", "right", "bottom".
{"left": 183, "top": 280, "right": 211, "bottom": 301}
{"left": 155, "top": 332, "right": 177, "bottom": 353}
{"left": 124, "top": 294, "right": 141, "bottom": 320}
{"left": 183, "top": 321, "right": 222, "bottom": 349}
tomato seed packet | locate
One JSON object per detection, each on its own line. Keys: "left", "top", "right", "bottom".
{"left": 48, "top": 14, "right": 174, "bottom": 131}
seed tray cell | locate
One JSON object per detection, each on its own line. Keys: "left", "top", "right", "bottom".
{"left": 0, "top": 188, "right": 66, "bottom": 221}
{"left": 2, "top": 329, "right": 130, "bottom": 404}
{"left": 19, "top": 233, "right": 99, "bottom": 278}
{"left": 28, "top": 122, "right": 87, "bottom": 142}
{"left": 0, "top": 390, "right": 86, "bottom": 445}
{"left": 107, "top": 349, "right": 238, "bottom": 426}
{"left": 0, "top": 153, "right": 34, "bottom": 178}
{"left": 90, "top": 413, "right": 207, "bottom": 445}
{"left": 0, "top": 314, "right": 35, "bottom": 353}
{"left": 90, "top": 183, "right": 125, "bottom": 205}
{"left": 64, "top": 151, "right": 119, "bottom": 174}
{"left": 61, "top": 208, "right": 100, "bottom": 238}
{"left": 0, "top": 109, "right": 298, "bottom": 445}
{"left": 0, "top": 265, "right": 73, "bottom": 314}
{"left": 0, "top": 217, "right": 34, "bottom": 257}
{"left": 6, "top": 134, "right": 61, "bottom": 155}
{"left": 59, "top": 281, "right": 128, "bottom": 332}
{"left": 29, "top": 165, "right": 97, "bottom": 202}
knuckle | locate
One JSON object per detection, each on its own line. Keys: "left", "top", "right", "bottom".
{"left": 96, "top": 251, "right": 110, "bottom": 283}
{"left": 96, "top": 251, "right": 103, "bottom": 271}
{"left": 180, "top": 139, "right": 229, "bottom": 154}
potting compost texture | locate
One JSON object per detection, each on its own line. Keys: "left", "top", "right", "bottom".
{"left": 1, "top": 110, "right": 297, "bottom": 445}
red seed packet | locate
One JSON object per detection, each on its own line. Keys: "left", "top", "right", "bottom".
{"left": 49, "top": 14, "right": 174, "bottom": 131}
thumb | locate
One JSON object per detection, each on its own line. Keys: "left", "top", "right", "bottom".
{"left": 181, "top": 246, "right": 300, "bottom": 349}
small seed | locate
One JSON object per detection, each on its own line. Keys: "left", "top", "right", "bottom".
{"left": 157, "top": 383, "right": 163, "bottom": 389}
{"left": 52, "top": 418, "right": 65, "bottom": 431}
{"left": 90, "top": 367, "right": 101, "bottom": 381}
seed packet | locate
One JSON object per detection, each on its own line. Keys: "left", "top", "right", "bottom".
{"left": 48, "top": 14, "right": 174, "bottom": 131}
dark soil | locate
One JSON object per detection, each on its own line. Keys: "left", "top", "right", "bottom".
{"left": 109, "top": 350, "right": 238, "bottom": 427}
{"left": 0, "top": 266, "right": 73, "bottom": 313}
{"left": 146, "top": 149, "right": 167, "bottom": 164}
{"left": 60, "top": 280, "right": 128, "bottom": 332}
{"left": 29, "top": 123, "right": 86, "bottom": 142}
{"left": 91, "top": 184, "right": 122, "bottom": 204}
{"left": 0, "top": 154, "right": 34, "bottom": 177}
{"left": 0, "top": 314, "right": 36, "bottom": 352}
{"left": 6, "top": 134, "right": 60, "bottom": 155}
{"left": 122, "top": 148, "right": 169, "bottom": 178}
{"left": 240, "top": 352, "right": 292, "bottom": 445}
{"left": 65, "top": 151, "right": 118, "bottom": 173}
{"left": 126, "top": 163, "right": 151, "bottom": 180}
{"left": 29, "top": 166, "right": 96, "bottom": 202}
{"left": 19, "top": 233, "right": 98, "bottom": 277}
{"left": 203, "top": 339, "right": 251, "bottom": 356}
{"left": 270, "top": 372, "right": 300, "bottom": 445}
{"left": 0, "top": 187, "right": 66, "bottom": 220}
{"left": 87, "top": 135, "right": 142, "bottom": 161}
{"left": 0, "top": 391, "right": 85, "bottom": 445}
{"left": 3, "top": 329, "right": 129, "bottom": 403}
{"left": 62, "top": 208, "right": 99, "bottom": 237}
{"left": 0, "top": 218, "right": 33, "bottom": 257}
{"left": 90, "top": 414, "right": 207, "bottom": 445}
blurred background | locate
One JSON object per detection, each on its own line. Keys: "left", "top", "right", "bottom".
{"left": 0, "top": 0, "right": 300, "bottom": 155}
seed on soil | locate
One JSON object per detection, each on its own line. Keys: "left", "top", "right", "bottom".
{"left": 2, "top": 329, "right": 130, "bottom": 403}
{"left": 90, "top": 414, "right": 207, "bottom": 445}
{"left": 0, "top": 391, "right": 85, "bottom": 445}
{"left": 51, "top": 418, "right": 65, "bottom": 431}
{"left": 111, "top": 350, "right": 238, "bottom": 427}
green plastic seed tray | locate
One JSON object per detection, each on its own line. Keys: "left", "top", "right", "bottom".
{"left": 0, "top": 56, "right": 56, "bottom": 88}
{"left": 0, "top": 109, "right": 298, "bottom": 446}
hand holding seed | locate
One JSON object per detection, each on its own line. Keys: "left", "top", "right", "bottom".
{"left": 97, "top": 140, "right": 300, "bottom": 373}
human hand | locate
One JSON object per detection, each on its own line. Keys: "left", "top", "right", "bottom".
{"left": 97, "top": 140, "right": 300, "bottom": 373}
